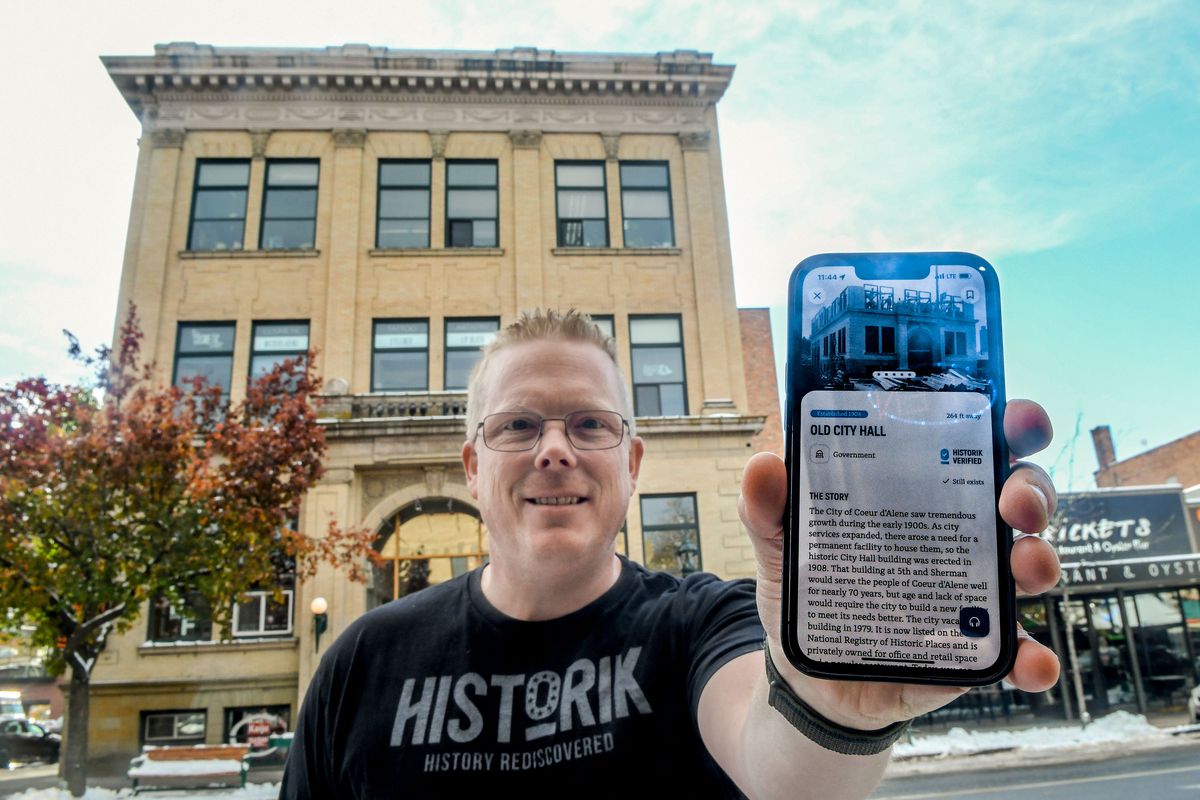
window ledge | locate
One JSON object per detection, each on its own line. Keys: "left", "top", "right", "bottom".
{"left": 369, "top": 247, "right": 505, "bottom": 257}
{"left": 551, "top": 247, "right": 682, "bottom": 256}
{"left": 179, "top": 249, "right": 321, "bottom": 260}
{"left": 139, "top": 637, "right": 297, "bottom": 654}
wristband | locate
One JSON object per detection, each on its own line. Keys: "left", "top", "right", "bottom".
{"left": 763, "top": 637, "right": 911, "bottom": 756}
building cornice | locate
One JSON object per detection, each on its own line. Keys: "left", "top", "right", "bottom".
{"left": 102, "top": 43, "right": 734, "bottom": 135}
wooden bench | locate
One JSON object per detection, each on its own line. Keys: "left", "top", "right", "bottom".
{"left": 127, "top": 744, "right": 249, "bottom": 794}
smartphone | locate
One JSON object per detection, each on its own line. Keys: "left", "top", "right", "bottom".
{"left": 782, "top": 253, "right": 1015, "bottom": 685}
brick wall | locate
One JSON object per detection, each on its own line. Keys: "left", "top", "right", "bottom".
{"left": 738, "top": 308, "right": 783, "bottom": 456}
{"left": 1094, "top": 429, "right": 1200, "bottom": 488}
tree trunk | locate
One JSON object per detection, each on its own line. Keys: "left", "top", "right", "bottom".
{"left": 63, "top": 665, "right": 90, "bottom": 797}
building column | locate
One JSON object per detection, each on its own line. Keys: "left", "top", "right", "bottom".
{"left": 297, "top": 468, "right": 358, "bottom": 698}
{"left": 510, "top": 130, "right": 544, "bottom": 313}
{"left": 678, "top": 132, "right": 736, "bottom": 415}
{"left": 603, "top": 133, "right": 624, "bottom": 248}
{"left": 322, "top": 130, "right": 366, "bottom": 389}
{"left": 429, "top": 131, "right": 448, "bottom": 248}
{"left": 127, "top": 128, "right": 186, "bottom": 364}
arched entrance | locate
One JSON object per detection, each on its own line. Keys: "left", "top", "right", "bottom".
{"left": 906, "top": 327, "right": 935, "bottom": 374}
{"left": 367, "top": 497, "right": 489, "bottom": 609}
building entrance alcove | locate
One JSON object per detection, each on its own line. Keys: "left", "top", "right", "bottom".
{"left": 906, "top": 327, "right": 935, "bottom": 373}
{"left": 367, "top": 497, "right": 489, "bottom": 609}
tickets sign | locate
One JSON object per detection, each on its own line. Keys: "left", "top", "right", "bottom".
{"left": 1045, "top": 489, "right": 1194, "bottom": 563}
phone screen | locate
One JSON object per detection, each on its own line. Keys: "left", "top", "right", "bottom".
{"left": 785, "top": 254, "right": 1013, "bottom": 684}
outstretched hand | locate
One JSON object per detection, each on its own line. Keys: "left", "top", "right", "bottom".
{"left": 739, "top": 399, "right": 1061, "bottom": 729}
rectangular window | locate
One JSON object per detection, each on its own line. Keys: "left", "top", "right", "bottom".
{"left": 373, "top": 319, "right": 429, "bottom": 392}
{"left": 866, "top": 325, "right": 880, "bottom": 354}
{"left": 640, "top": 494, "right": 700, "bottom": 577}
{"left": 188, "top": 160, "right": 249, "bottom": 251}
{"left": 260, "top": 160, "right": 319, "bottom": 250}
{"left": 232, "top": 590, "right": 294, "bottom": 638}
{"left": 882, "top": 326, "right": 896, "bottom": 354}
{"left": 944, "top": 331, "right": 967, "bottom": 355}
{"left": 142, "top": 710, "right": 207, "bottom": 747}
{"left": 589, "top": 314, "right": 614, "bottom": 341}
{"left": 620, "top": 162, "right": 674, "bottom": 248}
{"left": 837, "top": 328, "right": 846, "bottom": 355}
{"left": 446, "top": 161, "right": 498, "bottom": 248}
{"left": 249, "top": 321, "right": 309, "bottom": 384}
{"left": 556, "top": 162, "right": 608, "bottom": 247}
{"left": 630, "top": 315, "right": 687, "bottom": 416}
{"left": 148, "top": 591, "right": 212, "bottom": 643}
{"left": 223, "top": 705, "right": 290, "bottom": 748}
{"left": 174, "top": 322, "right": 236, "bottom": 398}
{"left": 377, "top": 160, "right": 431, "bottom": 248}
{"left": 444, "top": 318, "right": 500, "bottom": 390}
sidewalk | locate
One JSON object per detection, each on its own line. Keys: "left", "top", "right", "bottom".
{"left": 887, "top": 708, "right": 1200, "bottom": 779}
{"left": 4, "top": 713, "right": 1197, "bottom": 798}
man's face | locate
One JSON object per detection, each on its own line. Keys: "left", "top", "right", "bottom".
{"left": 462, "top": 339, "right": 644, "bottom": 573}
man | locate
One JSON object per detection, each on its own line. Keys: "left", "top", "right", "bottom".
{"left": 282, "top": 310, "right": 1060, "bottom": 798}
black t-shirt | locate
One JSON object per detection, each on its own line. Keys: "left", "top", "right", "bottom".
{"left": 282, "top": 557, "right": 763, "bottom": 798}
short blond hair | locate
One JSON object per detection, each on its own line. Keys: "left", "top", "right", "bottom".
{"left": 465, "top": 309, "right": 635, "bottom": 437}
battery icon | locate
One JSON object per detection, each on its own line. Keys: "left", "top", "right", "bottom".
{"left": 959, "top": 272, "right": 971, "bottom": 279}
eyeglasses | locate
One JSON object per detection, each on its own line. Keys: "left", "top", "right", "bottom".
{"left": 477, "top": 410, "right": 629, "bottom": 452}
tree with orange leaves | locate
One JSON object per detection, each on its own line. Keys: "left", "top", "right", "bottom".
{"left": 0, "top": 306, "right": 375, "bottom": 796}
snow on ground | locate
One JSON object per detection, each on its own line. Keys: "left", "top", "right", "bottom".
{"left": 3, "top": 786, "right": 278, "bottom": 799}
{"left": 894, "top": 710, "right": 1167, "bottom": 759}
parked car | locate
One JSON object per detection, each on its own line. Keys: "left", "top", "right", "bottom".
{"left": 0, "top": 717, "right": 60, "bottom": 768}
{"left": 1189, "top": 684, "right": 1200, "bottom": 724}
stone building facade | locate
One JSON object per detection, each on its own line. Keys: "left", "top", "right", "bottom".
{"left": 90, "top": 43, "right": 778, "bottom": 762}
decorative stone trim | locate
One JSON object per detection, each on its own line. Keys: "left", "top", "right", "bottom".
{"left": 678, "top": 130, "right": 711, "bottom": 151}
{"left": 601, "top": 132, "right": 621, "bottom": 161}
{"left": 635, "top": 414, "right": 765, "bottom": 437}
{"left": 509, "top": 129, "right": 542, "bottom": 149}
{"left": 550, "top": 247, "right": 682, "bottom": 257}
{"left": 137, "top": 638, "right": 298, "bottom": 655}
{"left": 429, "top": 130, "right": 449, "bottom": 159}
{"left": 250, "top": 129, "right": 270, "bottom": 158}
{"left": 333, "top": 128, "right": 367, "bottom": 147}
{"left": 368, "top": 247, "right": 504, "bottom": 257}
{"left": 178, "top": 249, "right": 321, "bottom": 259}
{"left": 150, "top": 128, "right": 186, "bottom": 148}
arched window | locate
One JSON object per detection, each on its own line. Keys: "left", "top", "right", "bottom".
{"left": 368, "top": 497, "right": 488, "bottom": 609}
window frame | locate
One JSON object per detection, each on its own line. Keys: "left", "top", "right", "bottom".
{"left": 589, "top": 314, "right": 615, "bottom": 342}
{"left": 639, "top": 493, "right": 701, "bottom": 576}
{"left": 444, "top": 159, "right": 499, "bottom": 248}
{"left": 376, "top": 159, "right": 432, "bottom": 249}
{"left": 443, "top": 317, "right": 500, "bottom": 391}
{"left": 141, "top": 710, "right": 207, "bottom": 747}
{"left": 944, "top": 330, "right": 967, "bottom": 356}
{"left": 259, "top": 159, "right": 320, "bottom": 251}
{"left": 172, "top": 321, "right": 236, "bottom": 400}
{"left": 231, "top": 589, "right": 295, "bottom": 638}
{"left": 371, "top": 318, "right": 431, "bottom": 392}
{"left": 187, "top": 159, "right": 250, "bottom": 252}
{"left": 555, "top": 161, "right": 609, "bottom": 247}
{"left": 146, "top": 590, "right": 213, "bottom": 644}
{"left": 618, "top": 161, "right": 675, "bottom": 248}
{"left": 248, "top": 320, "right": 310, "bottom": 385}
{"left": 629, "top": 314, "right": 688, "bottom": 417}
{"left": 223, "top": 705, "right": 291, "bottom": 747}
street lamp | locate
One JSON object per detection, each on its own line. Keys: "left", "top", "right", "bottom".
{"left": 311, "top": 596, "right": 328, "bottom": 653}
{"left": 676, "top": 539, "right": 699, "bottom": 577}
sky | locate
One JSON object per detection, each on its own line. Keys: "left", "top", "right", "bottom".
{"left": 0, "top": 0, "right": 1197, "bottom": 492}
